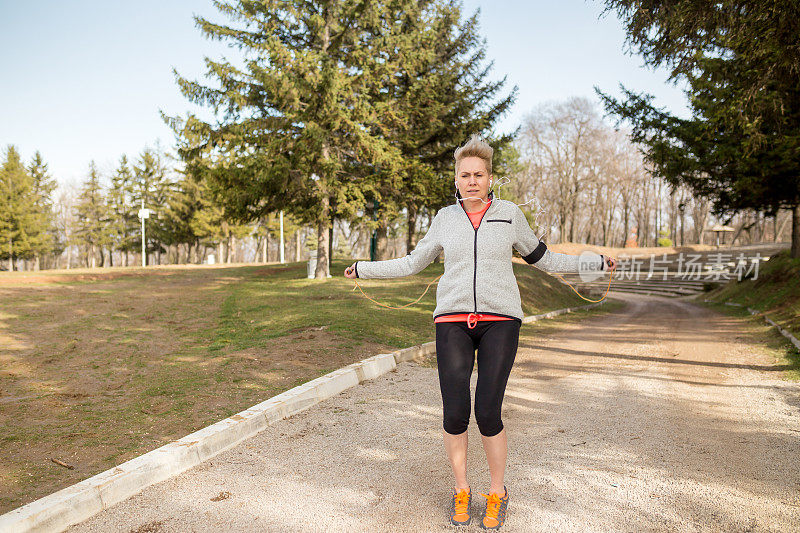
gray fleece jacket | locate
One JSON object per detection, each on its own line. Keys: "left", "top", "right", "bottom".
{"left": 354, "top": 192, "right": 606, "bottom": 321}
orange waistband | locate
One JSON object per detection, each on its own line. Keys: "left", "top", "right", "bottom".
{"left": 434, "top": 313, "right": 515, "bottom": 329}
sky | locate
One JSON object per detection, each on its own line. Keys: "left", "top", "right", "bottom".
{"left": 0, "top": 0, "right": 690, "bottom": 188}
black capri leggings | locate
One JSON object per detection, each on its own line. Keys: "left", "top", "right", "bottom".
{"left": 435, "top": 320, "right": 521, "bottom": 437}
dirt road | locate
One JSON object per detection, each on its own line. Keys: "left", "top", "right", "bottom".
{"left": 69, "top": 293, "right": 800, "bottom": 532}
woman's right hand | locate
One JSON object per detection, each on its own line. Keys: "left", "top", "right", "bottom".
{"left": 344, "top": 263, "right": 358, "bottom": 279}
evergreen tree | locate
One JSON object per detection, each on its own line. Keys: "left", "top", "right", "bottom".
{"left": 600, "top": 0, "right": 798, "bottom": 144}
{"left": 598, "top": 0, "right": 800, "bottom": 257}
{"left": 131, "top": 147, "right": 172, "bottom": 265}
{"left": 162, "top": 168, "right": 201, "bottom": 263}
{"left": 364, "top": 0, "right": 517, "bottom": 257}
{"left": 107, "top": 155, "right": 136, "bottom": 266}
{"left": 0, "top": 181, "right": 10, "bottom": 269}
{"left": 27, "top": 151, "right": 58, "bottom": 268}
{"left": 166, "top": 0, "right": 432, "bottom": 278}
{"left": 73, "top": 161, "right": 111, "bottom": 268}
{"left": 0, "top": 146, "right": 39, "bottom": 270}
{"left": 159, "top": 160, "right": 249, "bottom": 264}
{"left": 187, "top": 175, "right": 225, "bottom": 262}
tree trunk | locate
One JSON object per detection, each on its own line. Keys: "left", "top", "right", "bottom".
{"left": 668, "top": 190, "right": 674, "bottom": 245}
{"left": 295, "top": 230, "right": 301, "bottom": 262}
{"left": 775, "top": 209, "right": 790, "bottom": 242}
{"left": 329, "top": 217, "right": 334, "bottom": 267}
{"left": 328, "top": 198, "right": 335, "bottom": 267}
{"left": 655, "top": 179, "right": 662, "bottom": 244}
{"left": 315, "top": 199, "right": 331, "bottom": 279}
{"left": 406, "top": 204, "right": 418, "bottom": 254}
{"left": 772, "top": 213, "right": 778, "bottom": 243}
{"left": 792, "top": 204, "right": 800, "bottom": 258}
{"left": 375, "top": 216, "right": 390, "bottom": 260}
{"left": 757, "top": 210, "right": 764, "bottom": 243}
{"left": 731, "top": 212, "right": 749, "bottom": 246}
{"left": 314, "top": 22, "right": 332, "bottom": 280}
{"left": 622, "top": 203, "right": 630, "bottom": 248}
{"left": 603, "top": 207, "right": 613, "bottom": 247}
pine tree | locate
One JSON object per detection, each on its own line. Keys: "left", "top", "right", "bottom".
{"left": 107, "top": 155, "right": 136, "bottom": 266}
{"left": 162, "top": 168, "right": 200, "bottom": 263}
{"left": 131, "top": 147, "right": 172, "bottom": 265}
{"left": 598, "top": 0, "right": 800, "bottom": 257}
{"left": 0, "top": 179, "right": 10, "bottom": 270}
{"left": 27, "top": 151, "right": 59, "bottom": 269}
{"left": 166, "top": 0, "right": 430, "bottom": 278}
{"left": 73, "top": 161, "right": 110, "bottom": 268}
{"left": 364, "top": 1, "right": 517, "bottom": 257}
{"left": 187, "top": 177, "right": 225, "bottom": 262}
{"left": 0, "top": 146, "right": 39, "bottom": 270}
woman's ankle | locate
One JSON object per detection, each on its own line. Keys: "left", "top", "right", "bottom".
{"left": 488, "top": 485, "right": 505, "bottom": 495}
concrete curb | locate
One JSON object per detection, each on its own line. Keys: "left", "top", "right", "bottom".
{"left": 0, "top": 300, "right": 606, "bottom": 533}
{"left": 704, "top": 299, "right": 800, "bottom": 352}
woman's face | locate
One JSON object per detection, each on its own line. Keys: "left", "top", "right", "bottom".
{"left": 455, "top": 156, "right": 492, "bottom": 199}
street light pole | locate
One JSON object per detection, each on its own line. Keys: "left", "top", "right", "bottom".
{"left": 280, "top": 210, "right": 285, "bottom": 263}
{"left": 138, "top": 198, "right": 151, "bottom": 268}
{"left": 141, "top": 198, "right": 146, "bottom": 267}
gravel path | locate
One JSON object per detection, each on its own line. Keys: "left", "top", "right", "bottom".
{"left": 69, "top": 293, "right": 800, "bottom": 532}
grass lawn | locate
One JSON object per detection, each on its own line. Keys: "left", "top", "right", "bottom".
{"left": 0, "top": 258, "right": 613, "bottom": 514}
{"left": 702, "top": 249, "right": 800, "bottom": 334}
{"left": 692, "top": 248, "right": 800, "bottom": 380}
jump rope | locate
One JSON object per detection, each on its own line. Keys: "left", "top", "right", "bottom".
{"left": 346, "top": 176, "right": 616, "bottom": 320}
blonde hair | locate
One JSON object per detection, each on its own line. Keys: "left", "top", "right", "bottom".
{"left": 454, "top": 134, "right": 493, "bottom": 175}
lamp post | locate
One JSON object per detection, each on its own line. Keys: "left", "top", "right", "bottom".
{"left": 280, "top": 210, "right": 285, "bottom": 263}
{"left": 137, "top": 198, "right": 152, "bottom": 267}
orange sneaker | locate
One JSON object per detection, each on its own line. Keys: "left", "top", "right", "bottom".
{"left": 449, "top": 487, "right": 472, "bottom": 526}
{"left": 479, "top": 486, "right": 509, "bottom": 530}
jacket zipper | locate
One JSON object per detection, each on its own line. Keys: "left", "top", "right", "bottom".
{"left": 473, "top": 227, "right": 478, "bottom": 311}
{"left": 460, "top": 196, "right": 493, "bottom": 314}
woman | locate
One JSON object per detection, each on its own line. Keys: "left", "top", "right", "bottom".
{"left": 344, "top": 135, "right": 617, "bottom": 530}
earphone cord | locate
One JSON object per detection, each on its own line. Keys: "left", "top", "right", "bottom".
{"left": 351, "top": 273, "right": 444, "bottom": 309}
{"left": 353, "top": 178, "right": 614, "bottom": 308}
{"left": 351, "top": 264, "right": 615, "bottom": 309}
{"left": 552, "top": 263, "right": 616, "bottom": 303}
